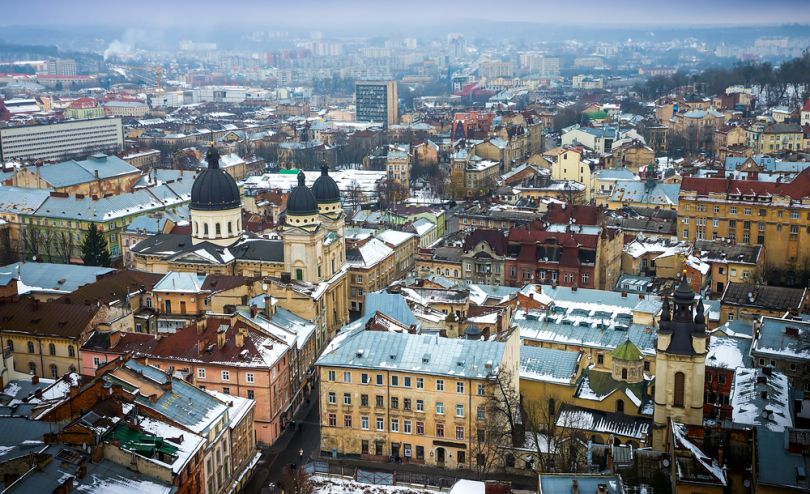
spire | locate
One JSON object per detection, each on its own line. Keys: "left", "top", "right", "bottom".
{"left": 206, "top": 145, "right": 220, "bottom": 170}
{"left": 297, "top": 170, "right": 306, "bottom": 187}
{"left": 661, "top": 296, "right": 671, "bottom": 322}
{"left": 321, "top": 163, "right": 329, "bottom": 176}
{"left": 694, "top": 298, "right": 706, "bottom": 325}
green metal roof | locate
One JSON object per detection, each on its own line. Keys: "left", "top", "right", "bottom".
{"left": 612, "top": 339, "right": 643, "bottom": 361}
{"left": 279, "top": 168, "right": 300, "bottom": 174}
{"left": 106, "top": 422, "right": 179, "bottom": 459}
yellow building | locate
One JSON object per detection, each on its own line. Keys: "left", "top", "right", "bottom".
{"left": 317, "top": 328, "right": 520, "bottom": 468}
{"left": 679, "top": 169, "right": 810, "bottom": 276}
{"left": 346, "top": 237, "right": 396, "bottom": 314}
{"left": 0, "top": 300, "right": 107, "bottom": 378}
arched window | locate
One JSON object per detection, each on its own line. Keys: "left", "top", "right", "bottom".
{"left": 548, "top": 398, "right": 556, "bottom": 417}
{"left": 204, "top": 223, "right": 209, "bottom": 235}
{"left": 621, "top": 368, "right": 628, "bottom": 380}
{"left": 49, "top": 343, "right": 56, "bottom": 356}
{"left": 193, "top": 222, "right": 198, "bottom": 235}
{"left": 616, "top": 399, "right": 625, "bottom": 413}
{"left": 68, "top": 346, "right": 75, "bottom": 358}
{"left": 27, "top": 341, "right": 34, "bottom": 354}
{"left": 6, "top": 340, "right": 13, "bottom": 352}
{"left": 215, "top": 223, "right": 221, "bottom": 236}
{"left": 227, "top": 221, "right": 233, "bottom": 234}
{"left": 28, "top": 362, "right": 36, "bottom": 375}
{"left": 674, "top": 372, "right": 686, "bottom": 407}
{"left": 49, "top": 364, "right": 58, "bottom": 379}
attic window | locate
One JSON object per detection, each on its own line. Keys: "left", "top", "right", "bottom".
{"left": 389, "top": 353, "right": 396, "bottom": 360}
{"left": 422, "top": 353, "right": 430, "bottom": 364}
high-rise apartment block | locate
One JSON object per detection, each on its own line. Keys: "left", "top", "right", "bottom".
{"left": 355, "top": 80, "right": 398, "bottom": 127}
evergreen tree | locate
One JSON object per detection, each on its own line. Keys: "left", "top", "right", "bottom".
{"left": 81, "top": 223, "right": 111, "bottom": 267}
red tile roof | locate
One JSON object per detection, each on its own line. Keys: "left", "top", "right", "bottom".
{"left": 803, "top": 98, "right": 810, "bottom": 112}
{"left": 0, "top": 301, "right": 98, "bottom": 339}
{"left": 463, "top": 229, "right": 508, "bottom": 255}
{"left": 681, "top": 167, "right": 810, "bottom": 201}
{"left": 544, "top": 203, "right": 601, "bottom": 226}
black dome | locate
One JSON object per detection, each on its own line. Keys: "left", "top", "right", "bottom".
{"left": 190, "top": 147, "right": 241, "bottom": 211}
{"left": 312, "top": 164, "right": 340, "bottom": 203}
{"left": 287, "top": 171, "right": 318, "bottom": 215}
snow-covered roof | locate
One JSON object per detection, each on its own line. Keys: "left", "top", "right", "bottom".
{"left": 730, "top": 367, "right": 793, "bottom": 432}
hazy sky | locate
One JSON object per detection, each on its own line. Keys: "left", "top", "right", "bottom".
{"left": 4, "top": 0, "right": 810, "bottom": 28}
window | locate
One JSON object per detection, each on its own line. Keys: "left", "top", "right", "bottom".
{"left": 456, "top": 404, "right": 464, "bottom": 417}
{"left": 27, "top": 341, "right": 34, "bottom": 354}
{"left": 361, "top": 373, "right": 369, "bottom": 384}
{"left": 391, "top": 418, "right": 399, "bottom": 432}
{"left": 616, "top": 399, "right": 624, "bottom": 413}
{"left": 390, "top": 397, "right": 399, "bottom": 409}
{"left": 343, "top": 371, "right": 352, "bottom": 383}
{"left": 597, "top": 354, "right": 604, "bottom": 365}
{"left": 198, "top": 368, "right": 206, "bottom": 379}
{"left": 247, "top": 390, "right": 254, "bottom": 400}
{"left": 362, "top": 440, "right": 369, "bottom": 454}
{"left": 344, "top": 393, "right": 351, "bottom": 405}
{"left": 714, "top": 206, "right": 720, "bottom": 213}
{"left": 682, "top": 229, "right": 688, "bottom": 239}
{"left": 361, "top": 394, "right": 369, "bottom": 407}
{"left": 456, "top": 382, "right": 464, "bottom": 393}
{"left": 327, "top": 370, "right": 336, "bottom": 382}
{"left": 404, "top": 398, "right": 412, "bottom": 410}
{"left": 673, "top": 372, "right": 685, "bottom": 407}
{"left": 644, "top": 361, "right": 650, "bottom": 372}
{"left": 416, "top": 378, "right": 424, "bottom": 389}
{"left": 344, "top": 415, "right": 352, "bottom": 427}
{"left": 49, "top": 364, "right": 58, "bottom": 378}
{"left": 744, "top": 208, "right": 751, "bottom": 215}
{"left": 221, "top": 370, "right": 230, "bottom": 381}
{"left": 477, "top": 406, "right": 486, "bottom": 420}
{"left": 361, "top": 416, "right": 369, "bottom": 430}
{"left": 713, "top": 218, "right": 719, "bottom": 227}
{"left": 730, "top": 207, "right": 737, "bottom": 214}
{"left": 375, "top": 395, "right": 384, "bottom": 408}
{"left": 48, "top": 343, "right": 56, "bottom": 356}
{"left": 416, "top": 421, "right": 424, "bottom": 435}
{"left": 404, "top": 420, "right": 412, "bottom": 434}
{"left": 222, "top": 386, "right": 231, "bottom": 394}
{"left": 328, "top": 414, "right": 336, "bottom": 427}
{"left": 376, "top": 374, "right": 384, "bottom": 385}
{"left": 416, "top": 400, "right": 424, "bottom": 412}
{"left": 436, "top": 423, "right": 444, "bottom": 437}
{"left": 436, "top": 380, "right": 444, "bottom": 391}
{"left": 246, "top": 373, "right": 254, "bottom": 384}
{"left": 436, "top": 402, "right": 444, "bottom": 415}
{"left": 581, "top": 273, "right": 589, "bottom": 285}
{"left": 404, "top": 376, "right": 411, "bottom": 387}
{"left": 328, "top": 392, "right": 336, "bottom": 404}
{"left": 6, "top": 340, "right": 12, "bottom": 352}
{"left": 477, "top": 384, "right": 485, "bottom": 396}
{"left": 376, "top": 417, "right": 384, "bottom": 431}
{"left": 458, "top": 451, "right": 466, "bottom": 464}
{"left": 295, "top": 268, "right": 303, "bottom": 281}
{"left": 477, "top": 429, "right": 486, "bottom": 442}
{"left": 28, "top": 362, "right": 36, "bottom": 375}
{"left": 456, "top": 426, "right": 465, "bottom": 440}
{"left": 391, "top": 375, "right": 399, "bottom": 386}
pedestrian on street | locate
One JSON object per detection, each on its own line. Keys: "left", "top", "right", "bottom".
{"left": 299, "top": 448, "right": 304, "bottom": 463}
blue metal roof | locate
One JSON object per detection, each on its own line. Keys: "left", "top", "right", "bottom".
{"left": 317, "top": 330, "right": 505, "bottom": 379}
{"left": 540, "top": 474, "right": 623, "bottom": 494}
{"left": 36, "top": 155, "right": 137, "bottom": 188}
{"left": 753, "top": 317, "right": 810, "bottom": 361}
{"left": 362, "top": 292, "right": 420, "bottom": 328}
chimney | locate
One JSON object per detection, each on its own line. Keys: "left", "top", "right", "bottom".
{"left": 763, "top": 366, "right": 773, "bottom": 377}
{"left": 249, "top": 304, "right": 258, "bottom": 318}
{"left": 264, "top": 295, "right": 273, "bottom": 318}
{"left": 217, "top": 326, "right": 227, "bottom": 349}
{"left": 281, "top": 272, "right": 291, "bottom": 284}
{"left": 34, "top": 388, "right": 43, "bottom": 400}
{"left": 571, "top": 479, "right": 579, "bottom": 494}
{"left": 30, "top": 298, "right": 39, "bottom": 311}
{"left": 198, "top": 339, "right": 206, "bottom": 353}
{"left": 235, "top": 327, "right": 247, "bottom": 348}
{"left": 786, "top": 326, "right": 800, "bottom": 338}
{"left": 31, "top": 374, "right": 39, "bottom": 385}
{"left": 571, "top": 284, "right": 577, "bottom": 292}
{"left": 621, "top": 291, "right": 628, "bottom": 298}
{"left": 109, "top": 331, "right": 122, "bottom": 348}
{"left": 597, "top": 484, "right": 608, "bottom": 494}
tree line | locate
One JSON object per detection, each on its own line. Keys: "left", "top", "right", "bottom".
{"left": 635, "top": 51, "right": 810, "bottom": 108}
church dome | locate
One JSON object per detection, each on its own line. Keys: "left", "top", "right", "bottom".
{"left": 190, "top": 147, "right": 241, "bottom": 211}
{"left": 312, "top": 164, "right": 340, "bottom": 203}
{"left": 287, "top": 171, "right": 318, "bottom": 215}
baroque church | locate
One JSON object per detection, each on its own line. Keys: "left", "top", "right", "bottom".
{"left": 130, "top": 145, "right": 349, "bottom": 349}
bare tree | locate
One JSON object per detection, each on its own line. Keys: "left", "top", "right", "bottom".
{"left": 280, "top": 466, "right": 313, "bottom": 494}
{"left": 52, "top": 231, "right": 76, "bottom": 264}
{"left": 522, "top": 398, "right": 588, "bottom": 473}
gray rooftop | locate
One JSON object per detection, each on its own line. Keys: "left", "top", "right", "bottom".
{"left": 0, "top": 262, "right": 114, "bottom": 295}
{"left": 753, "top": 316, "right": 810, "bottom": 361}
{"left": 0, "top": 186, "right": 51, "bottom": 214}
{"left": 539, "top": 474, "right": 623, "bottom": 494}
{"left": 520, "top": 346, "right": 580, "bottom": 384}
{"left": 362, "top": 292, "right": 420, "bottom": 328}
{"left": 33, "top": 155, "right": 138, "bottom": 188}
{"left": 317, "top": 329, "right": 505, "bottom": 379}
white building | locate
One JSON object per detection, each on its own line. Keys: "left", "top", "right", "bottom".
{"left": 0, "top": 117, "right": 123, "bottom": 162}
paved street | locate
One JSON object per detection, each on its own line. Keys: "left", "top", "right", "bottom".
{"left": 243, "top": 395, "right": 321, "bottom": 494}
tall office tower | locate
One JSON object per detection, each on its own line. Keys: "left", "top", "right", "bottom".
{"left": 355, "top": 80, "right": 398, "bottom": 127}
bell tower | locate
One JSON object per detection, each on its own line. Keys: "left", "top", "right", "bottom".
{"left": 652, "top": 273, "right": 708, "bottom": 451}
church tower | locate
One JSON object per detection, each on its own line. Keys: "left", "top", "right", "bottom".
{"left": 283, "top": 170, "right": 324, "bottom": 283}
{"left": 190, "top": 146, "right": 242, "bottom": 246}
{"left": 312, "top": 164, "right": 346, "bottom": 279}
{"left": 653, "top": 273, "right": 708, "bottom": 451}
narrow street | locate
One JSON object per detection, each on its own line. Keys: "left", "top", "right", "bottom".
{"left": 243, "top": 394, "right": 321, "bottom": 494}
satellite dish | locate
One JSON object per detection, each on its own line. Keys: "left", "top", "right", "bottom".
{"left": 662, "top": 458, "right": 670, "bottom": 467}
